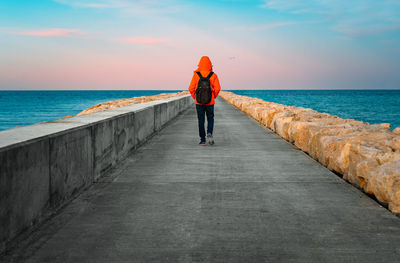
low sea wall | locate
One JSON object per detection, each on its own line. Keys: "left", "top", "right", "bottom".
{"left": 220, "top": 91, "right": 400, "bottom": 214}
{"left": 0, "top": 94, "right": 192, "bottom": 254}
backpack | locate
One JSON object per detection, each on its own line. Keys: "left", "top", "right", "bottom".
{"left": 195, "top": 72, "right": 214, "bottom": 104}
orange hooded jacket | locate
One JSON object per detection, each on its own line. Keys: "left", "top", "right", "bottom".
{"left": 188, "top": 56, "right": 221, "bottom": 105}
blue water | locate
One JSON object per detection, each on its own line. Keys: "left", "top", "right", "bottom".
{"left": 0, "top": 90, "right": 399, "bottom": 132}
{"left": 230, "top": 90, "right": 400, "bottom": 130}
{"left": 0, "top": 90, "right": 180, "bottom": 131}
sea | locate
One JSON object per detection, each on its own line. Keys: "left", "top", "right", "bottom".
{"left": 232, "top": 90, "right": 400, "bottom": 130}
{"left": 0, "top": 90, "right": 179, "bottom": 131}
{"left": 0, "top": 90, "right": 399, "bottom": 131}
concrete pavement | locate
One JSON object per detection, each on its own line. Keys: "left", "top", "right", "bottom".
{"left": 3, "top": 98, "right": 400, "bottom": 263}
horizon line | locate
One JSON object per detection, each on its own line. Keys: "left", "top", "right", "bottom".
{"left": 1, "top": 88, "right": 400, "bottom": 91}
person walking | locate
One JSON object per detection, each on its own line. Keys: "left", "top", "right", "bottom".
{"left": 189, "top": 56, "right": 221, "bottom": 145}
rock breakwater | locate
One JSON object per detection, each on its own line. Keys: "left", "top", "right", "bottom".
{"left": 220, "top": 91, "right": 400, "bottom": 214}
{"left": 70, "top": 91, "right": 189, "bottom": 117}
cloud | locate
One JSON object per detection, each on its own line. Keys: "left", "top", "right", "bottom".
{"left": 334, "top": 24, "right": 400, "bottom": 38}
{"left": 53, "top": 0, "right": 185, "bottom": 14}
{"left": 227, "top": 21, "right": 297, "bottom": 31}
{"left": 13, "top": 28, "right": 82, "bottom": 38}
{"left": 115, "top": 37, "right": 170, "bottom": 45}
{"left": 259, "top": 0, "right": 400, "bottom": 38}
{"left": 260, "top": 0, "right": 303, "bottom": 10}
{"left": 54, "top": 0, "right": 121, "bottom": 8}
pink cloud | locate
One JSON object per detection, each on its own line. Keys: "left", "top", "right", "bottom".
{"left": 15, "top": 28, "right": 81, "bottom": 38}
{"left": 115, "top": 37, "right": 170, "bottom": 45}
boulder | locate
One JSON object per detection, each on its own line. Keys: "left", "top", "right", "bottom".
{"left": 377, "top": 123, "right": 391, "bottom": 129}
{"left": 365, "top": 160, "right": 400, "bottom": 214}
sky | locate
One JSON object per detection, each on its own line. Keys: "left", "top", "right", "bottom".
{"left": 1, "top": 0, "right": 400, "bottom": 90}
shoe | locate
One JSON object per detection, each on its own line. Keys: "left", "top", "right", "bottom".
{"left": 199, "top": 141, "right": 206, "bottom": 146}
{"left": 207, "top": 133, "right": 214, "bottom": 145}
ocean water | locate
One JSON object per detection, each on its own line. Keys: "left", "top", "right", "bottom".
{"left": 230, "top": 90, "right": 400, "bottom": 130}
{"left": 0, "top": 90, "right": 179, "bottom": 131}
{"left": 0, "top": 90, "right": 399, "bottom": 132}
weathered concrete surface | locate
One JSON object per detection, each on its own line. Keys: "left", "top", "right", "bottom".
{"left": 134, "top": 106, "right": 155, "bottom": 146}
{"left": 0, "top": 140, "right": 50, "bottom": 254}
{"left": 49, "top": 127, "right": 94, "bottom": 208}
{"left": 0, "top": 95, "right": 192, "bottom": 254}
{"left": 2, "top": 98, "right": 400, "bottom": 263}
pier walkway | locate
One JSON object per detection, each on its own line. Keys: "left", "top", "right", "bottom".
{"left": 4, "top": 98, "right": 400, "bottom": 262}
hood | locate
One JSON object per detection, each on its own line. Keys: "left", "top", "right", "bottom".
{"left": 195, "top": 56, "right": 213, "bottom": 72}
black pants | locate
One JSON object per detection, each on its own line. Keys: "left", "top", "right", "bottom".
{"left": 196, "top": 104, "right": 214, "bottom": 142}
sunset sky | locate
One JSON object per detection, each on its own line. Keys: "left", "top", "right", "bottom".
{"left": 1, "top": 0, "right": 400, "bottom": 90}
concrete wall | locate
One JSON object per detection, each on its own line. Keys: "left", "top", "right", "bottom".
{"left": 0, "top": 95, "right": 192, "bottom": 253}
